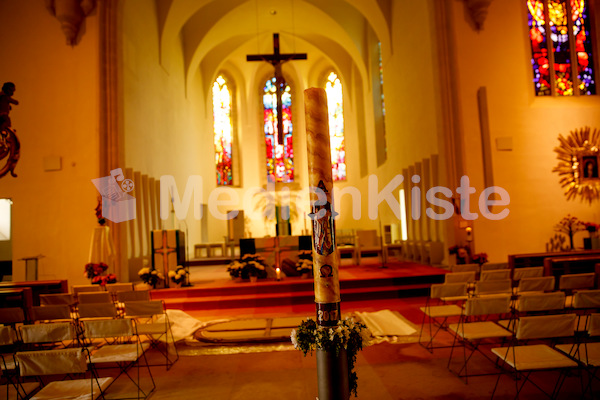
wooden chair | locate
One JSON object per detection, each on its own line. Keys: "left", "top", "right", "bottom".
{"left": 336, "top": 230, "right": 359, "bottom": 264}
{"left": 356, "top": 229, "right": 384, "bottom": 264}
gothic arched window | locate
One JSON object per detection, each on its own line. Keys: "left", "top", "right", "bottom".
{"left": 527, "top": 0, "right": 596, "bottom": 96}
{"left": 325, "top": 72, "right": 346, "bottom": 181}
{"left": 263, "top": 77, "right": 294, "bottom": 182}
{"left": 213, "top": 75, "right": 233, "bottom": 185}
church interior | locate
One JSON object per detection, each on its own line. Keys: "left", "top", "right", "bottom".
{"left": 1, "top": 0, "right": 600, "bottom": 399}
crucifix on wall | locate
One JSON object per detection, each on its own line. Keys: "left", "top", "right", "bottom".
{"left": 247, "top": 33, "right": 307, "bottom": 143}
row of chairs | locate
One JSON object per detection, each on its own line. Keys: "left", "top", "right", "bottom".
{"left": 421, "top": 278, "right": 600, "bottom": 397}
{"left": 0, "top": 311, "right": 154, "bottom": 399}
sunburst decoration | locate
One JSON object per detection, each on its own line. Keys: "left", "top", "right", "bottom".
{"left": 552, "top": 126, "right": 600, "bottom": 203}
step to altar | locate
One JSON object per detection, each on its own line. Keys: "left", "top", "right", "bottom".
{"left": 150, "top": 262, "right": 446, "bottom": 311}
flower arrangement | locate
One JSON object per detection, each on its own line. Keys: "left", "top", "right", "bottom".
{"left": 471, "top": 252, "right": 488, "bottom": 266}
{"left": 84, "top": 262, "right": 108, "bottom": 279}
{"left": 168, "top": 265, "right": 188, "bottom": 285}
{"left": 92, "top": 273, "right": 117, "bottom": 286}
{"left": 295, "top": 250, "right": 313, "bottom": 275}
{"left": 227, "top": 254, "right": 268, "bottom": 280}
{"left": 138, "top": 267, "right": 164, "bottom": 287}
{"left": 448, "top": 245, "right": 487, "bottom": 265}
{"left": 554, "top": 214, "right": 586, "bottom": 249}
{"left": 291, "top": 317, "right": 371, "bottom": 397}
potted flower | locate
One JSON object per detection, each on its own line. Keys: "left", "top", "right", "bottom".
{"left": 471, "top": 252, "right": 488, "bottom": 266}
{"left": 291, "top": 317, "right": 371, "bottom": 397}
{"left": 227, "top": 260, "right": 244, "bottom": 281}
{"left": 448, "top": 245, "right": 471, "bottom": 264}
{"left": 84, "top": 262, "right": 108, "bottom": 281}
{"left": 91, "top": 273, "right": 117, "bottom": 286}
{"left": 227, "top": 254, "right": 269, "bottom": 282}
{"left": 168, "top": 265, "right": 188, "bottom": 287}
{"left": 241, "top": 254, "right": 268, "bottom": 282}
{"left": 138, "top": 267, "right": 164, "bottom": 289}
{"left": 296, "top": 250, "right": 313, "bottom": 278}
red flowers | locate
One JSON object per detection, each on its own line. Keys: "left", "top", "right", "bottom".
{"left": 84, "top": 262, "right": 108, "bottom": 279}
{"left": 91, "top": 274, "right": 117, "bottom": 286}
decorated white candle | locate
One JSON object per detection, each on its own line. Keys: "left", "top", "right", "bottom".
{"left": 276, "top": 267, "right": 281, "bottom": 281}
{"left": 304, "top": 87, "right": 340, "bottom": 310}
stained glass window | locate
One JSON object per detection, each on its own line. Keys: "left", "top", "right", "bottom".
{"left": 325, "top": 72, "right": 346, "bottom": 181}
{"left": 213, "top": 75, "right": 233, "bottom": 185}
{"left": 263, "top": 77, "right": 294, "bottom": 182}
{"left": 527, "top": 0, "right": 596, "bottom": 96}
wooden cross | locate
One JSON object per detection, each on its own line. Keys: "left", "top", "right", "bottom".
{"left": 154, "top": 230, "right": 177, "bottom": 287}
{"left": 247, "top": 33, "right": 307, "bottom": 143}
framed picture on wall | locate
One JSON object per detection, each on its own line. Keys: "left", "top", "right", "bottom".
{"left": 581, "top": 155, "right": 599, "bottom": 180}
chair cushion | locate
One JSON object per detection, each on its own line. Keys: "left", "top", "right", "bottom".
{"left": 31, "top": 377, "right": 112, "bottom": 400}
{"left": 90, "top": 343, "right": 150, "bottom": 363}
{"left": 420, "top": 304, "right": 463, "bottom": 318}
{"left": 448, "top": 321, "right": 512, "bottom": 340}
{"left": 491, "top": 344, "right": 578, "bottom": 370}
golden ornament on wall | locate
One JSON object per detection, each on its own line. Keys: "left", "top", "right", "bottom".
{"left": 552, "top": 126, "right": 600, "bottom": 203}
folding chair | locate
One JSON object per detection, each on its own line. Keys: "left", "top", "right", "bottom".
{"left": 480, "top": 262, "right": 508, "bottom": 272}
{"left": 19, "top": 321, "right": 78, "bottom": 350}
{"left": 78, "top": 303, "right": 118, "bottom": 319}
{"left": 0, "top": 307, "right": 26, "bottom": 327}
{"left": 72, "top": 285, "right": 103, "bottom": 298}
{"left": 82, "top": 318, "right": 155, "bottom": 399}
{"left": 447, "top": 294, "right": 513, "bottom": 383}
{"left": 450, "top": 264, "right": 480, "bottom": 274}
{"left": 501, "top": 292, "right": 566, "bottom": 332}
{"left": 419, "top": 282, "right": 468, "bottom": 353}
{"left": 39, "top": 293, "right": 75, "bottom": 307}
{"left": 106, "top": 283, "right": 135, "bottom": 302}
{"left": 78, "top": 292, "right": 113, "bottom": 305}
{"left": 512, "top": 266, "right": 544, "bottom": 282}
{"left": 116, "top": 291, "right": 150, "bottom": 303}
{"left": 516, "top": 276, "right": 555, "bottom": 294}
{"left": 474, "top": 280, "right": 512, "bottom": 297}
{"left": 444, "top": 271, "right": 476, "bottom": 284}
{"left": 31, "top": 305, "right": 72, "bottom": 322}
{"left": 555, "top": 313, "right": 600, "bottom": 397}
{"left": 491, "top": 314, "right": 578, "bottom": 399}
{"left": 480, "top": 269, "right": 511, "bottom": 282}
{"left": 570, "top": 289, "right": 600, "bottom": 331}
{"left": 0, "top": 325, "right": 39, "bottom": 399}
{"left": 15, "top": 348, "right": 112, "bottom": 400}
{"left": 123, "top": 300, "right": 179, "bottom": 370}
{"left": 560, "top": 272, "right": 595, "bottom": 294}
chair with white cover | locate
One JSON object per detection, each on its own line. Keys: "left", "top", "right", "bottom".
{"left": 116, "top": 290, "right": 150, "bottom": 303}
{"left": 15, "top": 348, "right": 112, "bottom": 400}
{"left": 447, "top": 294, "right": 513, "bottom": 383}
{"left": 559, "top": 272, "right": 596, "bottom": 293}
{"left": 512, "top": 266, "right": 544, "bottom": 282}
{"left": 501, "top": 292, "right": 566, "bottom": 332}
{"left": 31, "top": 304, "right": 72, "bottom": 322}
{"left": 450, "top": 264, "right": 480, "bottom": 274}
{"left": 444, "top": 271, "right": 476, "bottom": 284}
{"left": 123, "top": 300, "right": 179, "bottom": 370}
{"left": 480, "top": 262, "right": 508, "bottom": 272}
{"left": 105, "top": 283, "right": 135, "bottom": 302}
{"left": 516, "top": 276, "right": 556, "bottom": 294}
{"left": 480, "top": 269, "right": 511, "bottom": 282}
{"left": 78, "top": 292, "right": 113, "bottom": 305}
{"left": 82, "top": 318, "right": 155, "bottom": 399}
{"left": 490, "top": 313, "right": 579, "bottom": 399}
{"left": 39, "top": 293, "right": 75, "bottom": 307}
{"left": 474, "top": 280, "right": 512, "bottom": 297}
{"left": 555, "top": 313, "right": 600, "bottom": 396}
{"left": 72, "top": 284, "right": 102, "bottom": 298}
{"left": 419, "top": 282, "right": 468, "bottom": 353}
{"left": 19, "top": 320, "right": 78, "bottom": 350}
{"left": 0, "top": 325, "right": 39, "bottom": 399}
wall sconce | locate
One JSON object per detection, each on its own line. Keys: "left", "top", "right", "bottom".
{"left": 465, "top": 226, "right": 473, "bottom": 242}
